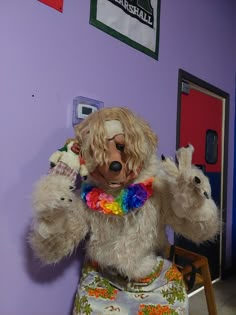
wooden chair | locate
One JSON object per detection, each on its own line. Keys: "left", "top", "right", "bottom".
{"left": 167, "top": 245, "right": 217, "bottom": 315}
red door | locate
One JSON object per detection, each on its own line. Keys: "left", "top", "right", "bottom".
{"left": 176, "top": 84, "right": 224, "bottom": 281}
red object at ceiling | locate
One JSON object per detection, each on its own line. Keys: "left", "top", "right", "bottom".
{"left": 38, "top": 0, "right": 63, "bottom": 13}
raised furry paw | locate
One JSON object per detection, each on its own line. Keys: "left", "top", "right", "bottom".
{"left": 32, "top": 175, "right": 78, "bottom": 238}
{"left": 32, "top": 175, "right": 77, "bottom": 214}
{"left": 161, "top": 145, "right": 211, "bottom": 216}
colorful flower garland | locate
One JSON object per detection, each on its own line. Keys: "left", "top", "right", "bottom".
{"left": 81, "top": 178, "right": 154, "bottom": 216}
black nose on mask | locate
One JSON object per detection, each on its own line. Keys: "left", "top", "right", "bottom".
{"left": 109, "top": 161, "right": 122, "bottom": 172}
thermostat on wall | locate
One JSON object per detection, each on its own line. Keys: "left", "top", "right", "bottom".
{"left": 72, "top": 96, "right": 104, "bottom": 126}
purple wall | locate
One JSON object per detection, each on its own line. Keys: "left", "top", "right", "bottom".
{"left": 0, "top": 1, "right": 235, "bottom": 314}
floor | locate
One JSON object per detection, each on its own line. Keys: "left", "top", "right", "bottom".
{"left": 189, "top": 275, "right": 236, "bottom": 314}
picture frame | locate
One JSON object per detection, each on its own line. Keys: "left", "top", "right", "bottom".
{"left": 90, "top": 0, "right": 161, "bottom": 60}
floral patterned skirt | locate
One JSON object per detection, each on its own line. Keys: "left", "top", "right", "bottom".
{"left": 72, "top": 257, "right": 188, "bottom": 315}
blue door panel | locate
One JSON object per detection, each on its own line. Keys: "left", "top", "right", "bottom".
{"left": 206, "top": 172, "right": 221, "bottom": 208}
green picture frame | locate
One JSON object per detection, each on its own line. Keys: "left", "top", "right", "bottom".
{"left": 90, "top": 0, "right": 161, "bottom": 60}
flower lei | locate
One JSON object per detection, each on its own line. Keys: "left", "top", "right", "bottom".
{"left": 81, "top": 178, "right": 154, "bottom": 216}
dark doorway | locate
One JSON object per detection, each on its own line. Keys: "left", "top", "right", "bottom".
{"left": 176, "top": 69, "right": 229, "bottom": 281}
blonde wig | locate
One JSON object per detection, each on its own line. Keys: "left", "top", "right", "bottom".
{"left": 74, "top": 107, "right": 158, "bottom": 174}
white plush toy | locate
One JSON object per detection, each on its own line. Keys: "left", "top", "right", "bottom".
{"left": 49, "top": 139, "right": 88, "bottom": 180}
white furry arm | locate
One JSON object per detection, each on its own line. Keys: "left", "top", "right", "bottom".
{"left": 29, "top": 175, "right": 89, "bottom": 263}
{"left": 158, "top": 145, "right": 220, "bottom": 243}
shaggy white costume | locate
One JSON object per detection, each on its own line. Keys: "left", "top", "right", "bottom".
{"left": 30, "top": 107, "right": 219, "bottom": 315}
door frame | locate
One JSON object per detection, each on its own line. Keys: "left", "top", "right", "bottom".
{"left": 232, "top": 75, "right": 236, "bottom": 269}
{"left": 176, "top": 69, "right": 230, "bottom": 278}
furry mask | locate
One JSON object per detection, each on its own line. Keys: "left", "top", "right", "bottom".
{"left": 74, "top": 107, "right": 157, "bottom": 190}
